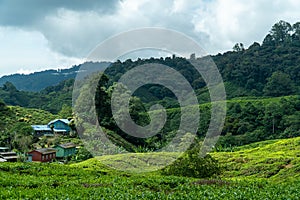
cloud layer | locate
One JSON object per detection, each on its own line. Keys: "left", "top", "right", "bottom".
{"left": 1, "top": 0, "right": 300, "bottom": 76}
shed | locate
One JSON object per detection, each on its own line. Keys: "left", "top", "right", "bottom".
{"left": 28, "top": 148, "right": 56, "bottom": 162}
{"left": 54, "top": 143, "right": 76, "bottom": 158}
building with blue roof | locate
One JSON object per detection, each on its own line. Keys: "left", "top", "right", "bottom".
{"left": 48, "top": 119, "right": 71, "bottom": 135}
{"left": 31, "top": 125, "right": 53, "bottom": 137}
{"left": 31, "top": 119, "right": 71, "bottom": 137}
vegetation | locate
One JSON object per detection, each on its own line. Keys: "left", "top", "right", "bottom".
{"left": 213, "top": 136, "right": 300, "bottom": 181}
{"left": 0, "top": 102, "right": 58, "bottom": 151}
{"left": 0, "top": 21, "right": 299, "bottom": 114}
{"left": 162, "top": 148, "right": 221, "bottom": 178}
{"left": 0, "top": 65, "right": 80, "bottom": 92}
{"left": 0, "top": 20, "right": 299, "bottom": 199}
{"left": 0, "top": 79, "right": 74, "bottom": 114}
{"left": 0, "top": 137, "right": 300, "bottom": 199}
{"left": 91, "top": 87, "right": 300, "bottom": 151}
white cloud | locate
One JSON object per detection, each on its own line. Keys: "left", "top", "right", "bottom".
{"left": 1, "top": 0, "right": 300, "bottom": 76}
{"left": 193, "top": 0, "right": 300, "bottom": 53}
{"left": 0, "top": 27, "right": 83, "bottom": 76}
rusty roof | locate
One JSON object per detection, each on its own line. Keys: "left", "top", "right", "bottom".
{"left": 29, "top": 148, "right": 56, "bottom": 154}
{"left": 57, "top": 143, "right": 76, "bottom": 149}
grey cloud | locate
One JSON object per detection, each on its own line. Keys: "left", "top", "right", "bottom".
{"left": 0, "top": 0, "right": 120, "bottom": 26}
{"left": 0, "top": 0, "right": 211, "bottom": 59}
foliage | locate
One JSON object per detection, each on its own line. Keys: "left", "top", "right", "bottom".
{"left": 162, "top": 146, "right": 221, "bottom": 178}
{"left": 263, "top": 71, "right": 294, "bottom": 96}
{"left": 58, "top": 104, "right": 73, "bottom": 119}
{"left": 0, "top": 139, "right": 300, "bottom": 200}
{"left": 216, "top": 96, "right": 300, "bottom": 148}
{"left": 0, "top": 65, "right": 79, "bottom": 92}
{"left": 0, "top": 105, "right": 58, "bottom": 148}
{"left": 0, "top": 79, "right": 74, "bottom": 114}
{"left": 0, "top": 21, "right": 299, "bottom": 116}
{"left": 212, "top": 136, "right": 300, "bottom": 181}
{"left": 73, "top": 147, "right": 93, "bottom": 162}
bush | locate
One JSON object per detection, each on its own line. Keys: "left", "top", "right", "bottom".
{"left": 161, "top": 146, "right": 221, "bottom": 178}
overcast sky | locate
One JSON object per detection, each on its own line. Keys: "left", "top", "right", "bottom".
{"left": 0, "top": 0, "right": 300, "bottom": 77}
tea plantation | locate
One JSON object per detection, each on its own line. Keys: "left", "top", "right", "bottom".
{"left": 1, "top": 137, "right": 300, "bottom": 199}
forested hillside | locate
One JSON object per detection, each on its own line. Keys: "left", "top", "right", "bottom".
{"left": 0, "top": 62, "right": 110, "bottom": 92}
{"left": 0, "top": 99, "right": 58, "bottom": 149}
{"left": 0, "top": 66, "right": 79, "bottom": 92}
{"left": 76, "top": 20, "right": 300, "bottom": 152}
{"left": 0, "top": 21, "right": 299, "bottom": 151}
{"left": 0, "top": 79, "right": 73, "bottom": 114}
{"left": 0, "top": 21, "right": 299, "bottom": 114}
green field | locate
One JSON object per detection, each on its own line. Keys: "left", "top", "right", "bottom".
{"left": 1, "top": 137, "right": 300, "bottom": 199}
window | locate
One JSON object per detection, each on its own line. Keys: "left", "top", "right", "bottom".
{"left": 42, "top": 155, "right": 44, "bottom": 160}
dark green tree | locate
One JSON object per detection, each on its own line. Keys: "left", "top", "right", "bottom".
{"left": 269, "top": 20, "right": 292, "bottom": 44}
{"left": 233, "top": 43, "right": 245, "bottom": 52}
{"left": 263, "top": 71, "right": 294, "bottom": 96}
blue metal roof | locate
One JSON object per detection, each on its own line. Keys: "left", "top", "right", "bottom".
{"left": 48, "top": 119, "right": 70, "bottom": 126}
{"left": 31, "top": 125, "right": 52, "bottom": 131}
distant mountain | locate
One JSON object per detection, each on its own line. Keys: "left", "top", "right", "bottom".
{"left": 0, "top": 61, "right": 111, "bottom": 92}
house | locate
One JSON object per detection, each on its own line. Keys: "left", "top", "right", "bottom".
{"left": 31, "top": 125, "right": 53, "bottom": 137}
{"left": 54, "top": 143, "right": 76, "bottom": 158}
{"left": 0, "top": 151, "right": 18, "bottom": 162}
{"left": 48, "top": 119, "right": 71, "bottom": 135}
{"left": 28, "top": 148, "right": 56, "bottom": 162}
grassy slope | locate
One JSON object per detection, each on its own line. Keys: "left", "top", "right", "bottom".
{"left": 72, "top": 152, "right": 182, "bottom": 173}
{"left": 212, "top": 137, "right": 300, "bottom": 181}
{"left": 1, "top": 106, "right": 58, "bottom": 127}
{"left": 163, "top": 95, "right": 296, "bottom": 115}
{"left": 73, "top": 136, "right": 300, "bottom": 181}
{"left": 0, "top": 137, "right": 300, "bottom": 199}
{"left": 0, "top": 98, "right": 299, "bottom": 198}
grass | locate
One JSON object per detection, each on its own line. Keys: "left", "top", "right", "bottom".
{"left": 211, "top": 137, "right": 300, "bottom": 181}
{"left": 0, "top": 118, "right": 300, "bottom": 199}
{"left": 9, "top": 106, "right": 59, "bottom": 124}
{"left": 95, "top": 152, "right": 181, "bottom": 173}
{"left": 0, "top": 106, "right": 58, "bottom": 132}
{"left": 1, "top": 161, "right": 300, "bottom": 199}
{"left": 73, "top": 136, "right": 300, "bottom": 181}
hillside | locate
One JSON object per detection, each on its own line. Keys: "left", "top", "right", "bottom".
{"left": 0, "top": 103, "right": 58, "bottom": 147}
{"left": 212, "top": 137, "right": 300, "bottom": 181}
{"left": 0, "top": 79, "right": 74, "bottom": 114}
{"left": 1, "top": 137, "right": 300, "bottom": 199}
{"left": 0, "top": 22, "right": 299, "bottom": 117}
{"left": 0, "top": 62, "right": 110, "bottom": 92}
{"left": 73, "top": 136, "right": 300, "bottom": 181}
{"left": 0, "top": 66, "right": 79, "bottom": 92}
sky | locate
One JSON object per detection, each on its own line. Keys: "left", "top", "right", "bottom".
{"left": 1, "top": 0, "right": 300, "bottom": 77}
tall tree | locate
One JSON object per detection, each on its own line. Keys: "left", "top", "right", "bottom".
{"left": 269, "top": 20, "right": 292, "bottom": 44}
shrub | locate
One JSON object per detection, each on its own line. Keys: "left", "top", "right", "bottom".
{"left": 161, "top": 146, "right": 221, "bottom": 178}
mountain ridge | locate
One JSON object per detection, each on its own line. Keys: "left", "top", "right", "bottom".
{"left": 0, "top": 61, "right": 111, "bottom": 92}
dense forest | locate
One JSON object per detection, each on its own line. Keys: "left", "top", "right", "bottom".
{"left": 0, "top": 21, "right": 299, "bottom": 111}
{"left": 0, "top": 20, "right": 299, "bottom": 152}
{"left": 75, "top": 21, "right": 300, "bottom": 152}
{"left": 0, "top": 67, "right": 79, "bottom": 92}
